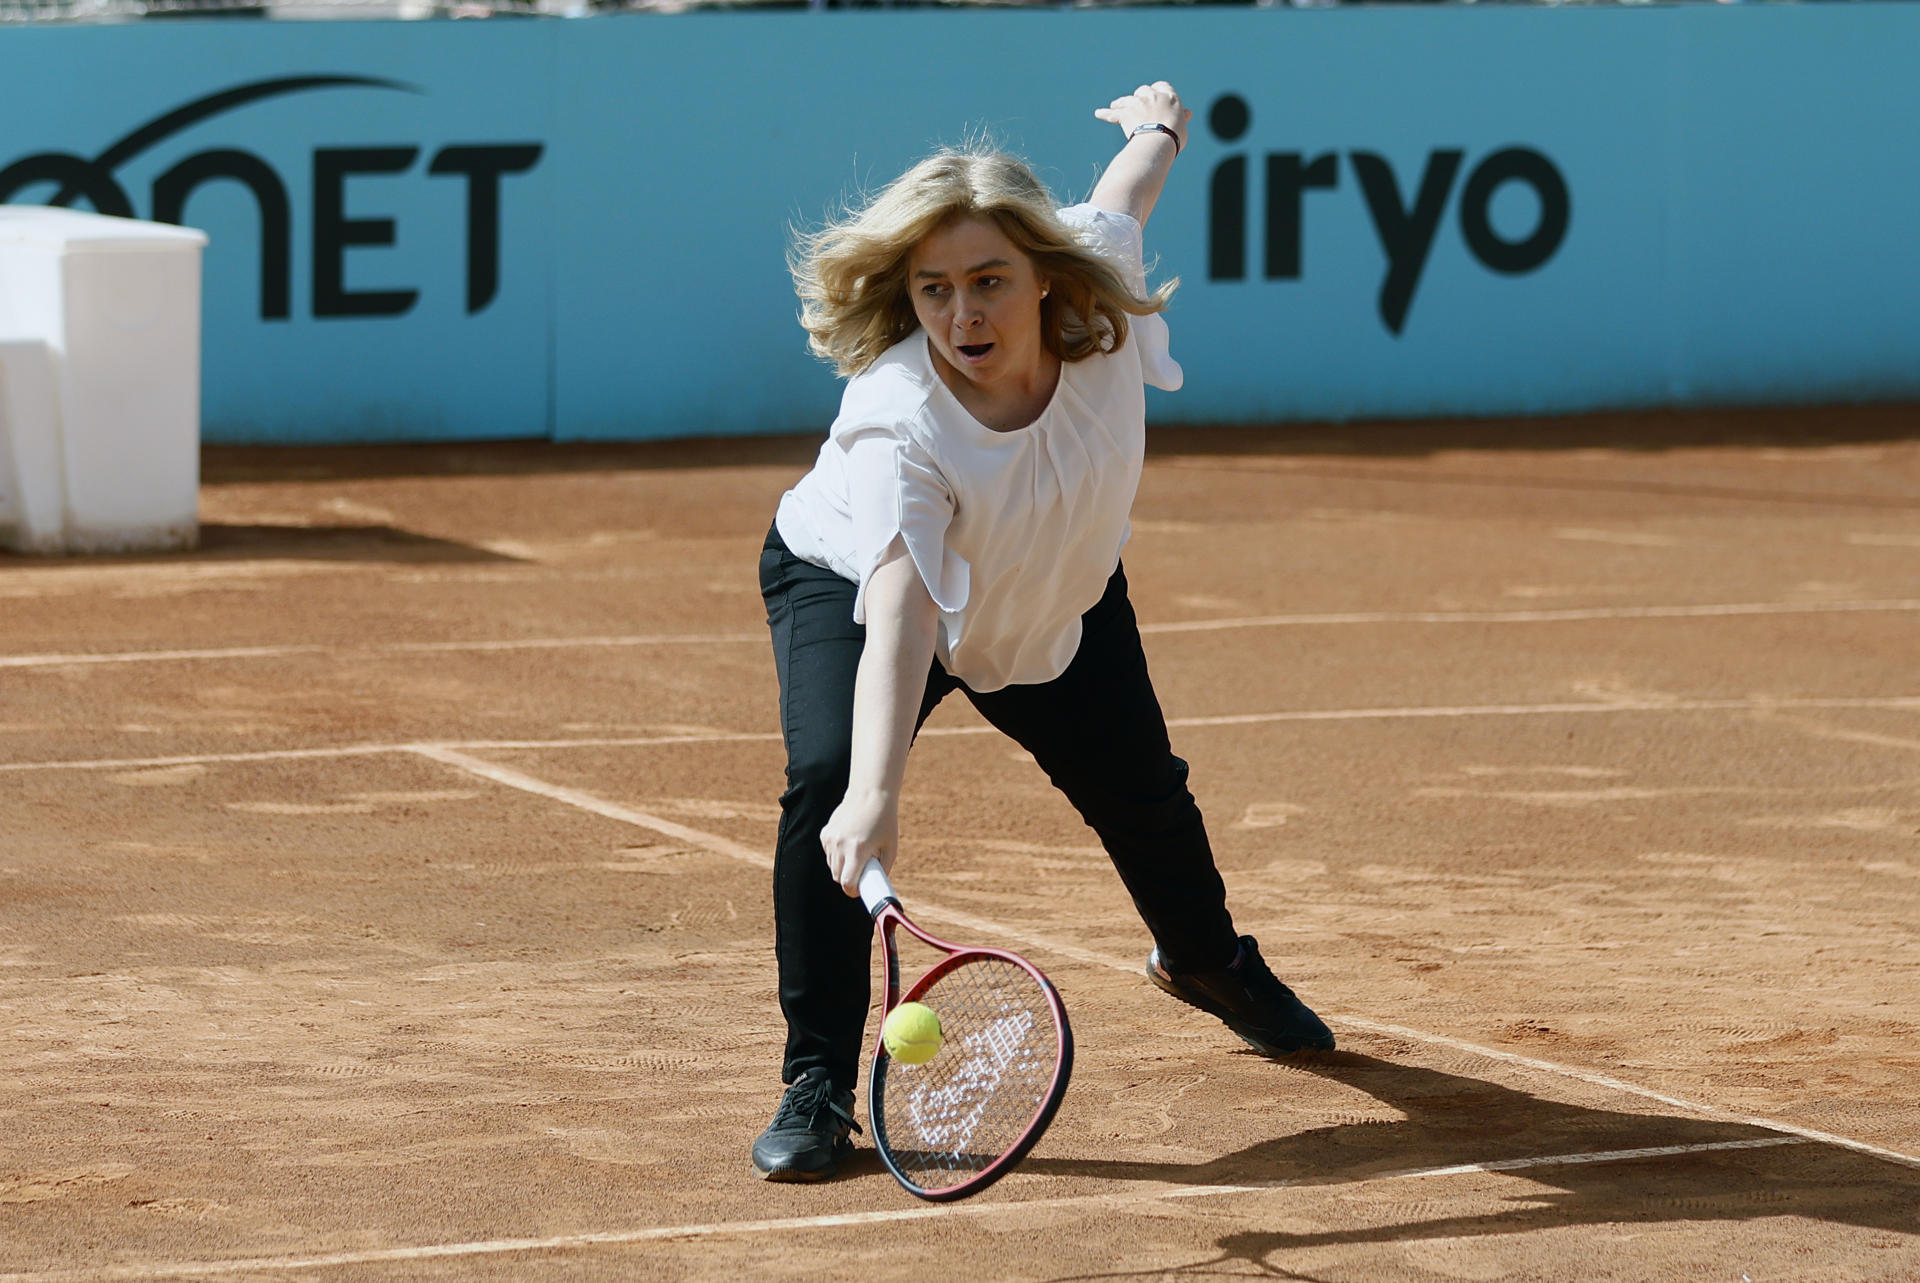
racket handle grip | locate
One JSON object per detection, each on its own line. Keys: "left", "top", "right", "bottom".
{"left": 858, "top": 859, "right": 897, "bottom": 916}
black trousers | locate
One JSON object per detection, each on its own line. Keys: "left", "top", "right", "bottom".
{"left": 760, "top": 522, "right": 1239, "bottom": 1089}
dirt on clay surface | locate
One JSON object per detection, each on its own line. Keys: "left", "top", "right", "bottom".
{"left": 2, "top": 405, "right": 1919, "bottom": 1282}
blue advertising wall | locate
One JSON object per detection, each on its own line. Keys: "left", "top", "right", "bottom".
{"left": 1, "top": 6, "right": 1917, "bottom": 444}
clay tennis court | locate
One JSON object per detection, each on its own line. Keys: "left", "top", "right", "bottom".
{"left": 4, "top": 405, "right": 1918, "bottom": 1281}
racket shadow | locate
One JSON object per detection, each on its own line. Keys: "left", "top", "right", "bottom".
{"left": 832, "top": 1148, "right": 891, "bottom": 1181}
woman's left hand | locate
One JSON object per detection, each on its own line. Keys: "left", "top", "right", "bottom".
{"left": 1094, "top": 81, "right": 1192, "bottom": 153}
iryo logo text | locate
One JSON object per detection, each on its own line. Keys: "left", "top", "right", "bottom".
{"left": 1204, "top": 93, "right": 1571, "bottom": 335}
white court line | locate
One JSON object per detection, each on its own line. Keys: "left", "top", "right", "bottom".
{"left": 0, "top": 633, "right": 759, "bottom": 670}
{"left": 0, "top": 1138, "right": 1813, "bottom": 1282}
{"left": 7, "top": 598, "right": 1920, "bottom": 669}
{"left": 0, "top": 732, "right": 783, "bottom": 776}
{"left": 0, "top": 645, "right": 329, "bottom": 669}
{"left": 1333, "top": 1018, "right": 1920, "bottom": 1173}
{"left": 7, "top": 693, "right": 1920, "bottom": 776}
{"left": 412, "top": 746, "right": 1129, "bottom": 972}
{"left": 0, "top": 742, "right": 425, "bottom": 775}
{"left": 384, "top": 632, "right": 760, "bottom": 654}
{"left": 407, "top": 746, "right": 771, "bottom": 868}
{"left": 1158, "top": 695, "right": 1920, "bottom": 727}
{"left": 1353, "top": 1135, "right": 1807, "bottom": 1182}
{"left": 1138, "top": 598, "right": 1920, "bottom": 635}
{"left": 412, "top": 750, "right": 1920, "bottom": 1176}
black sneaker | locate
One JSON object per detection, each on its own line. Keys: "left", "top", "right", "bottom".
{"left": 1148, "top": 935, "right": 1335, "bottom": 1055}
{"left": 750, "top": 1068, "right": 861, "bottom": 1182}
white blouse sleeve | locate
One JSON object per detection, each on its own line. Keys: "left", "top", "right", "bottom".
{"left": 1055, "top": 203, "right": 1183, "bottom": 392}
{"left": 840, "top": 425, "right": 971, "bottom": 624}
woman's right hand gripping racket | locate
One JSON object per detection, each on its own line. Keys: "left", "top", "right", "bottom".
{"left": 859, "top": 859, "right": 1073, "bottom": 1201}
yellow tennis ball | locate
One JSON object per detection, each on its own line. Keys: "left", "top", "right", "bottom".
{"left": 882, "top": 1002, "right": 943, "bottom": 1065}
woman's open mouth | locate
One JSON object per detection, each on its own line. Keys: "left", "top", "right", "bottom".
{"left": 956, "top": 342, "right": 994, "bottom": 365}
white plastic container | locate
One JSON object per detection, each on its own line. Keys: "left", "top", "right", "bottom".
{"left": 0, "top": 207, "right": 208, "bottom": 555}
{"left": 0, "top": 335, "right": 65, "bottom": 555}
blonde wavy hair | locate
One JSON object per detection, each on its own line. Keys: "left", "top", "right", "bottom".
{"left": 791, "top": 145, "right": 1176, "bottom": 379}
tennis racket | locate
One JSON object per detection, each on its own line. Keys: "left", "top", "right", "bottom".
{"left": 859, "top": 858, "right": 1073, "bottom": 1201}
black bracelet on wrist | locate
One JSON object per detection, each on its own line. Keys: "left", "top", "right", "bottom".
{"left": 1128, "top": 122, "right": 1181, "bottom": 157}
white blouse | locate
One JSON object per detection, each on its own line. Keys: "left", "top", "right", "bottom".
{"left": 775, "top": 204, "right": 1182, "bottom": 693}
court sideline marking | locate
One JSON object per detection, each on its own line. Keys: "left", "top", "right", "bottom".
{"left": 8, "top": 597, "right": 1920, "bottom": 668}
{"left": 0, "top": 1138, "right": 1812, "bottom": 1282}
{"left": 414, "top": 747, "right": 1920, "bottom": 1177}
{"left": 6, "top": 693, "right": 1920, "bottom": 776}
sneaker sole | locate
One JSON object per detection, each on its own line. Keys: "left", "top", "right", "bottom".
{"left": 754, "top": 1160, "right": 835, "bottom": 1183}
{"left": 1147, "top": 962, "right": 1335, "bottom": 1056}
{"left": 751, "top": 1138, "right": 854, "bottom": 1183}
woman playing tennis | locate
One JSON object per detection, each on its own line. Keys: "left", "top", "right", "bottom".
{"left": 754, "top": 80, "right": 1334, "bottom": 1182}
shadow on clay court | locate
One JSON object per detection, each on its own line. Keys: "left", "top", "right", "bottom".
{"left": 0, "top": 522, "right": 527, "bottom": 566}
{"left": 198, "top": 436, "right": 823, "bottom": 485}
{"left": 193, "top": 402, "right": 1920, "bottom": 485}
{"left": 1025, "top": 1052, "right": 1919, "bottom": 1279}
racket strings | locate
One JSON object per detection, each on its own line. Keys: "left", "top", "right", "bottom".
{"left": 877, "top": 958, "right": 1058, "bottom": 1189}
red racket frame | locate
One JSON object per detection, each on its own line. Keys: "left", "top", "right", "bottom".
{"left": 865, "top": 883, "right": 1074, "bottom": 1202}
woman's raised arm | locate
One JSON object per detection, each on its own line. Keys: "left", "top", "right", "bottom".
{"left": 1089, "top": 81, "right": 1192, "bottom": 229}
